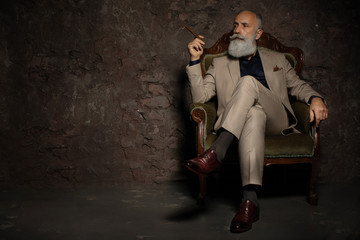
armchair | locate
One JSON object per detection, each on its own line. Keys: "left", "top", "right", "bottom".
{"left": 189, "top": 32, "right": 320, "bottom": 205}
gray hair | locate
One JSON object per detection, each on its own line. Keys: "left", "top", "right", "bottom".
{"left": 240, "top": 10, "right": 263, "bottom": 30}
{"left": 254, "top": 12, "right": 263, "bottom": 29}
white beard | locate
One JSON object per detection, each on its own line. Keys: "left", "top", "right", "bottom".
{"left": 228, "top": 33, "right": 257, "bottom": 58}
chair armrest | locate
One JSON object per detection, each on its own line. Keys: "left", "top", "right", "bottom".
{"left": 190, "top": 102, "right": 217, "bottom": 133}
{"left": 292, "top": 101, "right": 310, "bottom": 134}
{"left": 291, "top": 101, "right": 320, "bottom": 155}
{"left": 190, "top": 102, "right": 217, "bottom": 155}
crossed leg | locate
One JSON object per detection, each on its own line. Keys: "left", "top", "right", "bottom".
{"left": 220, "top": 75, "right": 289, "bottom": 185}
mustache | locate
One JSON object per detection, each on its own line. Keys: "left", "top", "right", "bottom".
{"left": 229, "top": 34, "right": 245, "bottom": 40}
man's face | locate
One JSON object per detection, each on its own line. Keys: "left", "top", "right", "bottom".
{"left": 232, "top": 11, "right": 262, "bottom": 41}
{"left": 227, "top": 11, "right": 263, "bottom": 58}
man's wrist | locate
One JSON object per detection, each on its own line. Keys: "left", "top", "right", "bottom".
{"left": 308, "top": 96, "right": 324, "bottom": 104}
{"left": 189, "top": 59, "right": 201, "bottom": 66}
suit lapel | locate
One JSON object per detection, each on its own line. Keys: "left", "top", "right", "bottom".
{"left": 258, "top": 49, "right": 274, "bottom": 91}
{"left": 227, "top": 57, "right": 240, "bottom": 87}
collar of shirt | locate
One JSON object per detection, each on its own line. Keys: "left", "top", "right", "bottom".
{"left": 240, "top": 49, "right": 260, "bottom": 62}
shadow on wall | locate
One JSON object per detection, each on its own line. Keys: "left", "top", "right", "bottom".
{"left": 174, "top": 68, "right": 198, "bottom": 178}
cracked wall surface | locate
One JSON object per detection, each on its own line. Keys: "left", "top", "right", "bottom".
{"left": 0, "top": 0, "right": 359, "bottom": 186}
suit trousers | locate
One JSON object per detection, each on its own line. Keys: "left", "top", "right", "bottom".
{"left": 220, "top": 76, "right": 289, "bottom": 186}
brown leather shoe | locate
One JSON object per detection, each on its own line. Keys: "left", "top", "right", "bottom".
{"left": 183, "top": 149, "right": 221, "bottom": 175}
{"left": 230, "top": 199, "right": 259, "bottom": 233}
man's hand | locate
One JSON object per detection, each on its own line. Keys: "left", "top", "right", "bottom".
{"left": 309, "top": 97, "right": 328, "bottom": 127}
{"left": 187, "top": 36, "right": 205, "bottom": 61}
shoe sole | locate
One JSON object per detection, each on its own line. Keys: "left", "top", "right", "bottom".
{"left": 183, "top": 161, "right": 222, "bottom": 176}
{"left": 230, "top": 216, "right": 259, "bottom": 233}
{"left": 183, "top": 163, "right": 208, "bottom": 176}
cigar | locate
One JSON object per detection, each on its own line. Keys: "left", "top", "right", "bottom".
{"left": 185, "top": 25, "right": 201, "bottom": 39}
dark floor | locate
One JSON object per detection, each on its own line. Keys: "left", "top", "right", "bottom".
{"left": 0, "top": 177, "right": 359, "bottom": 240}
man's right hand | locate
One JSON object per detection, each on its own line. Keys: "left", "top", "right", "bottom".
{"left": 187, "top": 36, "right": 205, "bottom": 61}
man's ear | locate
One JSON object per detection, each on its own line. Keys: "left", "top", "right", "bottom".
{"left": 255, "top": 29, "right": 263, "bottom": 40}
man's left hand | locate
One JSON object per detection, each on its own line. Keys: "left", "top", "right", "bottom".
{"left": 309, "top": 97, "right": 328, "bottom": 127}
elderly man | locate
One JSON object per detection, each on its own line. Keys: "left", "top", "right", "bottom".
{"left": 184, "top": 10, "right": 328, "bottom": 233}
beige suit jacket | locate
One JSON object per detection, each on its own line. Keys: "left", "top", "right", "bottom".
{"left": 186, "top": 48, "right": 322, "bottom": 134}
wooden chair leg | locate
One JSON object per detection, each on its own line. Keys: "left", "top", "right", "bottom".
{"left": 308, "top": 159, "right": 320, "bottom": 205}
{"left": 197, "top": 175, "right": 207, "bottom": 205}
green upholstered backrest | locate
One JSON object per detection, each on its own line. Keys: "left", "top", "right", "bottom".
{"left": 202, "top": 51, "right": 228, "bottom": 72}
{"left": 284, "top": 53, "right": 297, "bottom": 70}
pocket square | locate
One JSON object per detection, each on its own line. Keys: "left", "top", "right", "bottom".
{"left": 273, "top": 65, "right": 283, "bottom": 72}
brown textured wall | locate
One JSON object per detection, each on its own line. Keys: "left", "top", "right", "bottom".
{"left": 0, "top": 0, "right": 359, "bottom": 186}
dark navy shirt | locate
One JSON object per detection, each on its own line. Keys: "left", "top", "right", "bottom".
{"left": 240, "top": 50, "right": 270, "bottom": 89}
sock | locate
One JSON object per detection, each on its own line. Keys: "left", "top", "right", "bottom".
{"left": 210, "top": 129, "right": 235, "bottom": 162}
{"left": 242, "top": 185, "right": 260, "bottom": 207}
